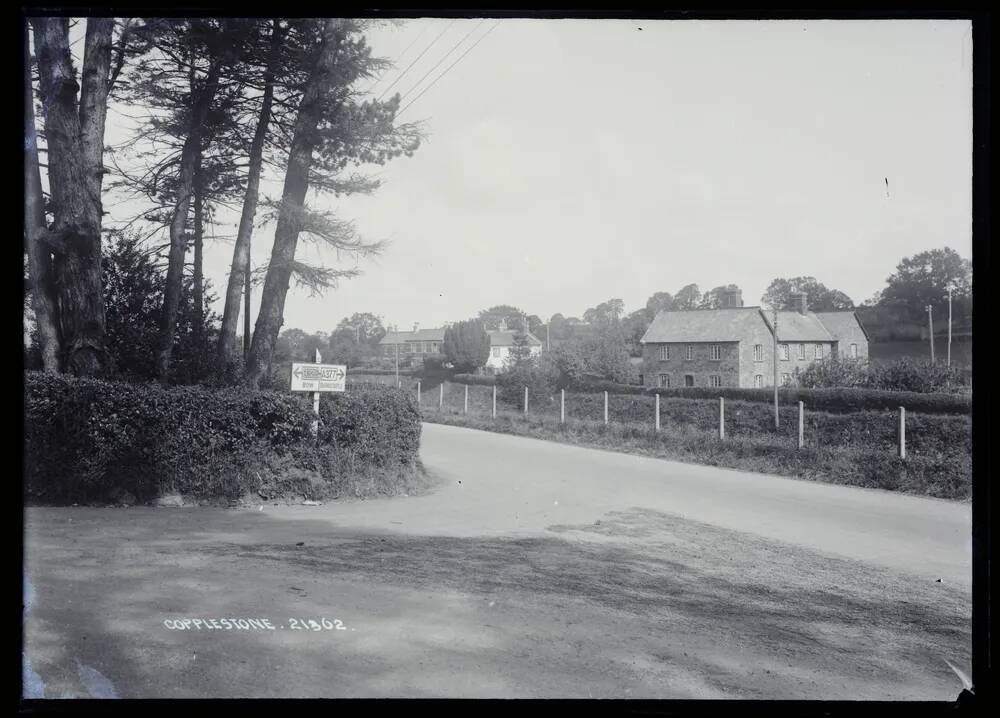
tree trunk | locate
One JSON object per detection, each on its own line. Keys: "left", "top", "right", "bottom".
{"left": 32, "top": 18, "right": 114, "bottom": 377}
{"left": 193, "top": 147, "right": 205, "bottom": 342}
{"left": 245, "top": 20, "right": 345, "bottom": 388}
{"left": 218, "top": 19, "right": 284, "bottom": 369}
{"left": 153, "top": 61, "right": 221, "bottom": 381}
{"left": 24, "top": 20, "right": 61, "bottom": 372}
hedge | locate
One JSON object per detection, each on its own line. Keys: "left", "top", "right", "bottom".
{"left": 24, "top": 372, "right": 421, "bottom": 504}
{"left": 444, "top": 374, "right": 969, "bottom": 415}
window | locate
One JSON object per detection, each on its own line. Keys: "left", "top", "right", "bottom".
{"left": 658, "top": 374, "right": 670, "bottom": 388}
{"left": 850, "top": 343, "right": 858, "bottom": 359}
{"left": 710, "top": 345, "right": 721, "bottom": 360}
{"left": 491, "top": 347, "right": 501, "bottom": 358}
{"left": 814, "top": 344, "right": 823, "bottom": 359}
{"left": 686, "top": 345, "right": 694, "bottom": 361}
{"left": 797, "top": 343, "right": 806, "bottom": 360}
{"left": 779, "top": 344, "right": 789, "bottom": 361}
{"left": 709, "top": 375, "right": 722, "bottom": 388}
{"left": 753, "top": 344, "right": 763, "bottom": 362}
{"left": 684, "top": 374, "right": 694, "bottom": 387}
{"left": 753, "top": 374, "right": 764, "bottom": 388}
{"left": 782, "top": 373, "right": 792, "bottom": 386}
{"left": 659, "top": 345, "right": 670, "bottom": 361}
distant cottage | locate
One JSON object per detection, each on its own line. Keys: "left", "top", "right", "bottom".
{"left": 484, "top": 317, "right": 543, "bottom": 372}
{"left": 379, "top": 323, "right": 446, "bottom": 364}
{"left": 639, "top": 290, "right": 869, "bottom": 389}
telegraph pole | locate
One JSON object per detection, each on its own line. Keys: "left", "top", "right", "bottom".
{"left": 773, "top": 307, "right": 779, "bottom": 429}
{"left": 926, "top": 305, "right": 935, "bottom": 364}
{"left": 947, "top": 288, "right": 953, "bottom": 367}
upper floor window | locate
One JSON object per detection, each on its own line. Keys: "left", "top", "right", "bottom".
{"left": 797, "top": 343, "right": 806, "bottom": 360}
{"left": 658, "top": 374, "right": 670, "bottom": 388}
{"left": 709, "top": 375, "right": 722, "bottom": 388}
{"left": 710, "top": 345, "right": 722, "bottom": 360}
{"left": 850, "top": 343, "right": 858, "bottom": 358}
{"left": 779, "top": 344, "right": 789, "bottom": 361}
{"left": 659, "top": 345, "right": 670, "bottom": 361}
{"left": 753, "top": 344, "right": 763, "bottom": 362}
{"left": 686, "top": 345, "right": 694, "bottom": 361}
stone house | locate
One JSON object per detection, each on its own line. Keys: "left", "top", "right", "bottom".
{"left": 379, "top": 324, "right": 446, "bottom": 365}
{"left": 639, "top": 291, "right": 869, "bottom": 389}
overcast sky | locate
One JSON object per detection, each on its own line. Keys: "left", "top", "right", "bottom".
{"left": 103, "top": 18, "right": 973, "bottom": 334}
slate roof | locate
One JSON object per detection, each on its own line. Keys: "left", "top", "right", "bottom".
{"left": 639, "top": 307, "right": 766, "bottom": 343}
{"left": 379, "top": 327, "right": 446, "bottom": 344}
{"left": 813, "top": 311, "right": 870, "bottom": 342}
{"left": 488, "top": 330, "right": 543, "bottom": 347}
{"left": 760, "top": 311, "right": 834, "bottom": 342}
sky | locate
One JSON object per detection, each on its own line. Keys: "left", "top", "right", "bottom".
{"left": 101, "top": 18, "right": 973, "bottom": 335}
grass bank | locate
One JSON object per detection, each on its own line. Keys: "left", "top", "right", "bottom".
{"left": 421, "top": 404, "right": 971, "bottom": 501}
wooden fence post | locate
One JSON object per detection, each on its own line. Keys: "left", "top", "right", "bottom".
{"left": 492, "top": 384, "right": 497, "bottom": 418}
{"left": 899, "top": 406, "right": 906, "bottom": 459}
{"left": 798, "top": 401, "right": 804, "bottom": 449}
{"left": 416, "top": 381, "right": 421, "bottom": 404}
{"left": 524, "top": 386, "right": 528, "bottom": 414}
{"left": 560, "top": 389, "right": 565, "bottom": 423}
{"left": 655, "top": 393, "right": 660, "bottom": 432}
{"left": 439, "top": 382, "right": 443, "bottom": 409}
{"left": 604, "top": 391, "right": 608, "bottom": 425}
{"left": 719, "top": 397, "right": 725, "bottom": 440}
{"left": 464, "top": 384, "right": 469, "bottom": 414}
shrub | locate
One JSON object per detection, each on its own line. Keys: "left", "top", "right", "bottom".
{"left": 24, "top": 372, "right": 422, "bottom": 504}
{"left": 798, "top": 357, "right": 968, "bottom": 393}
{"left": 452, "top": 373, "right": 496, "bottom": 386}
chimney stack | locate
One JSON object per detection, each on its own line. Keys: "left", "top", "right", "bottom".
{"left": 723, "top": 289, "right": 744, "bottom": 308}
{"left": 792, "top": 292, "right": 808, "bottom": 315}
{"left": 413, "top": 322, "right": 419, "bottom": 332}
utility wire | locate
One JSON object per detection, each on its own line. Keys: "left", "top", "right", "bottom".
{"left": 362, "top": 22, "right": 430, "bottom": 95}
{"left": 398, "top": 19, "right": 485, "bottom": 104}
{"left": 377, "top": 20, "right": 455, "bottom": 101}
{"left": 397, "top": 20, "right": 500, "bottom": 118}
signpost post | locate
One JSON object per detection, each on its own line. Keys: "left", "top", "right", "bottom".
{"left": 289, "top": 350, "right": 347, "bottom": 440}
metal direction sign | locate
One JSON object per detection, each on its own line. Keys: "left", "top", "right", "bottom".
{"left": 290, "top": 362, "right": 346, "bottom": 392}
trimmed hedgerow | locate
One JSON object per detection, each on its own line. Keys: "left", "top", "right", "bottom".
{"left": 452, "top": 373, "right": 496, "bottom": 386}
{"left": 24, "top": 372, "right": 422, "bottom": 505}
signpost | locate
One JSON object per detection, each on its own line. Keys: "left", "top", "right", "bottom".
{"left": 290, "top": 350, "right": 346, "bottom": 438}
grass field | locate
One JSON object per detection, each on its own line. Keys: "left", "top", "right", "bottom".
{"left": 870, "top": 338, "right": 972, "bottom": 369}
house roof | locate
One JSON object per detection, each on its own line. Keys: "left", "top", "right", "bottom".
{"left": 640, "top": 307, "right": 766, "bottom": 343}
{"left": 379, "top": 327, "right": 446, "bottom": 344}
{"left": 761, "top": 311, "right": 834, "bottom": 342}
{"left": 813, "top": 311, "right": 870, "bottom": 342}
{"left": 488, "top": 330, "right": 543, "bottom": 347}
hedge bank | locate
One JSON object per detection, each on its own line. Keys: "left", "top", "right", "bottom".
{"left": 24, "top": 372, "right": 423, "bottom": 505}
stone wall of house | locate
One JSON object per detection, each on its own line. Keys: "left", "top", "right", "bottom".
{"left": 737, "top": 318, "right": 776, "bottom": 388}
{"left": 642, "top": 341, "right": 740, "bottom": 388}
{"left": 775, "top": 341, "right": 836, "bottom": 384}
{"left": 828, "top": 318, "right": 870, "bottom": 361}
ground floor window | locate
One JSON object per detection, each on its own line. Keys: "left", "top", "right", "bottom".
{"left": 658, "top": 374, "right": 670, "bottom": 388}
{"left": 850, "top": 343, "right": 858, "bottom": 358}
{"left": 781, "top": 373, "right": 792, "bottom": 386}
{"left": 709, "top": 375, "right": 722, "bottom": 388}
{"left": 684, "top": 374, "right": 694, "bottom": 387}
{"left": 753, "top": 374, "right": 763, "bottom": 388}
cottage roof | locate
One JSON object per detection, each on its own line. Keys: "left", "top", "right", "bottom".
{"left": 761, "top": 311, "right": 834, "bottom": 342}
{"left": 488, "top": 330, "right": 543, "bottom": 347}
{"left": 378, "top": 327, "right": 445, "bottom": 345}
{"left": 813, "top": 311, "right": 870, "bottom": 342}
{"left": 639, "top": 307, "right": 766, "bottom": 343}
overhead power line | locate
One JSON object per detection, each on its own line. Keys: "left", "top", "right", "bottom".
{"left": 396, "top": 20, "right": 500, "bottom": 119}
{"left": 362, "top": 22, "right": 431, "bottom": 95}
{"left": 377, "top": 20, "right": 456, "bottom": 101}
{"left": 398, "top": 19, "right": 485, "bottom": 104}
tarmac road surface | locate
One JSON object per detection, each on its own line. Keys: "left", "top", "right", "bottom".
{"left": 23, "top": 422, "right": 971, "bottom": 699}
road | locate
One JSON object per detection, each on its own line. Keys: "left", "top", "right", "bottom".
{"left": 23, "top": 422, "right": 972, "bottom": 699}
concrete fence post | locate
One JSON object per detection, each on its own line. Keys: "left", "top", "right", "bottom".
{"left": 899, "top": 406, "right": 906, "bottom": 459}
{"left": 655, "top": 393, "right": 660, "bottom": 432}
{"left": 604, "top": 391, "right": 609, "bottom": 426}
{"left": 439, "top": 382, "right": 444, "bottom": 409}
{"left": 492, "top": 384, "right": 497, "bottom": 418}
{"left": 416, "top": 381, "right": 421, "bottom": 404}
{"left": 798, "top": 401, "right": 804, "bottom": 449}
{"left": 524, "top": 386, "right": 529, "bottom": 414}
{"left": 464, "top": 384, "right": 469, "bottom": 414}
{"left": 719, "top": 397, "right": 725, "bottom": 440}
{"left": 561, "top": 389, "right": 565, "bottom": 423}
